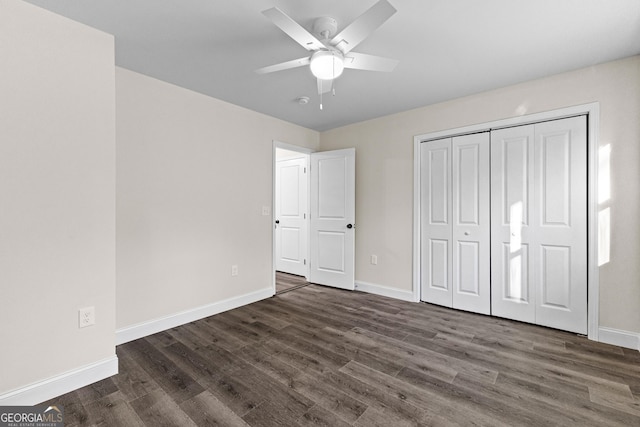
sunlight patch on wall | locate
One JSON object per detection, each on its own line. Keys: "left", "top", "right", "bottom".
{"left": 598, "top": 144, "right": 611, "bottom": 204}
{"left": 598, "top": 144, "right": 611, "bottom": 266}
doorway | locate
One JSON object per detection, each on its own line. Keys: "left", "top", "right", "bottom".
{"left": 275, "top": 148, "right": 309, "bottom": 278}
{"left": 273, "top": 143, "right": 311, "bottom": 294}
{"left": 272, "top": 141, "right": 356, "bottom": 295}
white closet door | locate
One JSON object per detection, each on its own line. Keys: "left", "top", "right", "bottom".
{"left": 491, "top": 116, "right": 587, "bottom": 334}
{"left": 420, "top": 138, "right": 453, "bottom": 306}
{"left": 491, "top": 125, "right": 536, "bottom": 323}
{"left": 421, "top": 134, "right": 490, "bottom": 315}
{"left": 452, "top": 133, "right": 490, "bottom": 314}
{"left": 533, "top": 117, "right": 587, "bottom": 334}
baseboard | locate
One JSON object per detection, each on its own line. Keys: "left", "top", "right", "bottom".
{"left": 354, "top": 280, "right": 415, "bottom": 302}
{"left": 116, "top": 287, "right": 274, "bottom": 345}
{"left": 0, "top": 356, "right": 118, "bottom": 406}
{"left": 598, "top": 327, "right": 640, "bottom": 351}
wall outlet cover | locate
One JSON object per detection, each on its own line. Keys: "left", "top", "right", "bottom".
{"left": 78, "top": 306, "right": 95, "bottom": 328}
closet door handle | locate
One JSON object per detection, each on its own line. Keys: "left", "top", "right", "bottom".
{"left": 464, "top": 231, "right": 470, "bottom": 236}
{"left": 346, "top": 224, "right": 353, "bottom": 229}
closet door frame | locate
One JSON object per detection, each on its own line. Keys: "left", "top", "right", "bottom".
{"left": 413, "top": 102, "right": 600, "bottom": 341}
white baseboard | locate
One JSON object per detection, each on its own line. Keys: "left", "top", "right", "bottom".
{"left": 0, "top": 356, "right": 118, "bottom": 406}
{"left": 354, "top": 280, "right": 415, "bottom": 302}
{"left": 598, "top": 327, "right": 640, "bottom": 351}
{"left": 116, "top": 287, "right": 274, "bottom": 345}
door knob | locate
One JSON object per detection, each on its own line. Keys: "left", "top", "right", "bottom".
{"left": 346, "top": 224, "right": 353, "bottom": 229}
{"left": 464, "top": 231, "right": 470, "bottom": 236}
{"left": 275, "top": 220, "right": 280, "bottom": 224}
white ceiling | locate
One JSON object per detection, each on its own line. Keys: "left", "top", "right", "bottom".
{"left": 26, "top": 0, "right": 640, "bottom": 131}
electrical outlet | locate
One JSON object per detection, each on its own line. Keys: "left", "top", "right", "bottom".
{"left": 231, "top": 265, "right": 238, "bottom": 276}
{"left": 78, "top": 306, "right": 95, "bottom": 328}
{"left": 371, "top": 254, "right": 378, "bottom": 265}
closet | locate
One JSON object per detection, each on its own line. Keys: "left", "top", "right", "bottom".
{"left": 420, "top": 116, "right": 587, "bottom": 334}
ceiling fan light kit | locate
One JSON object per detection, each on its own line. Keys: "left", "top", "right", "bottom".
{"left": 256, "top": 0, "right": 398, "bottom": 107}
{"left": 310, "top": 50, "right": 344, "bottom": 80}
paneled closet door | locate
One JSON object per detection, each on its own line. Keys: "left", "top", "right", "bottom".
{"left": 421, "top": 133, "right": 490, "bottom": 315}
{"left": 491, "top": 116, "right": 587, "bottom": 334}
{"left": 420, "top": 138, "right": 453, "bottom": 307}
{"left": 452, "top": 133, "right": 490, "bottom": 315}
{"left": 490, "top": 124, "right": 536, "bottom": 323}
{"left": 533, "top": 117, "right": 587, "bottom": 334}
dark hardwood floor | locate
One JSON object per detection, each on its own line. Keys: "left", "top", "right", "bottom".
{"left": 275, "top": 271, "right": 309, "bottom": 294}
{"left": 46, "top": 283, "right": 640, "bottom": 426}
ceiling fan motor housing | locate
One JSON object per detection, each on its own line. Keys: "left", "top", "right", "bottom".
{"left": 313, "top": 16, "right": 338, "bottom": 40}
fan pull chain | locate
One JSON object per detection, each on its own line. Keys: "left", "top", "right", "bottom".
{"left": 332, "top": 59, "right": 336, "bottom": 97}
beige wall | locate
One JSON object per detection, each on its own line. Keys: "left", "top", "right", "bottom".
{"left": 0, "top": 1, "right": 116, "bottom": 394}
{"left": 320, "top": 56, "right": 640, "bottom": 334}
{"left": 115, "top": 68, "right": 319, "bottom": 329}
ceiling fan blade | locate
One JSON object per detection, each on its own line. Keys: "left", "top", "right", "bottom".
{"left": 330, "top": 0, "right": 396, "bottom": 54}
{"left": 317, "top": 78, "right": 333, "bottom": 94}
{"left": 343, "top": 52, "right": 398, "bottom": 72}
{"left": 263, "top": 7, "right": 325, "bottom": 51}
{"left": 255, "top": 56, "right": 310, "bottom": 74}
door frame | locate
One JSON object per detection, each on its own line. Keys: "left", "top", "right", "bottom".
{"left": 413, "top": 102, "right": 600, "bottom": 341}
{"left": 272, "top": 141, "right": 313, "bottom": 294}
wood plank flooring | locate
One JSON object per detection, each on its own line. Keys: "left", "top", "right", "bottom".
{"left": 45, "top": 283, "right": 640, "bottom": 426}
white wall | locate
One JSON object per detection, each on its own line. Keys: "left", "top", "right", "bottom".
{"left": 0, "top": 0, "right": 116, "bottom": 397}
{"left": 320, "top": 56, "right": 640, "bottom": 335}
{"left": 116, "top": 68, "right": 319, "bottom": 331}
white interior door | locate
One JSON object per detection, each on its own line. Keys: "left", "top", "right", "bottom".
{"left": 420, "top": 134, "right": 490, "bottom": 315}
{"left": 490, "top": 124, "right": 536, "bottom": 323}
{"left": 533, "top": 117, "right": 587, "bottom": 333}
{"left": 491, "top": 116, "right": 587, "bottom": 334}
{"left": 275, "top": 157, "right": 308, "bottom": 276}
{"left": 420, "top": 138, "right": 453, "bottom": 306}
{"left": 309, "top": 148, "right": 355, "bottom": 290}
{"left": 452, "top": 132, "right": 490, "bottom": 314}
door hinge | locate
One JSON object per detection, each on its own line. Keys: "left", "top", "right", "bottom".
{"left": 304, "top": 213, "right": 306, "bottom": 219}
{"left": 304, "top": 167, "right": 307, "bottom": 174}
{"left": 304, "top": 259, "right": 306, "bottom": 265}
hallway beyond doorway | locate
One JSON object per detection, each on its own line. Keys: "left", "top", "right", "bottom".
{"left": 276, "top": 271, "right": 309, "bottom": 294}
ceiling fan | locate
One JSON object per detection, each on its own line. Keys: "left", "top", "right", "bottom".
{"left": 256, "top": 0, "right": 398, "bottom": 103}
